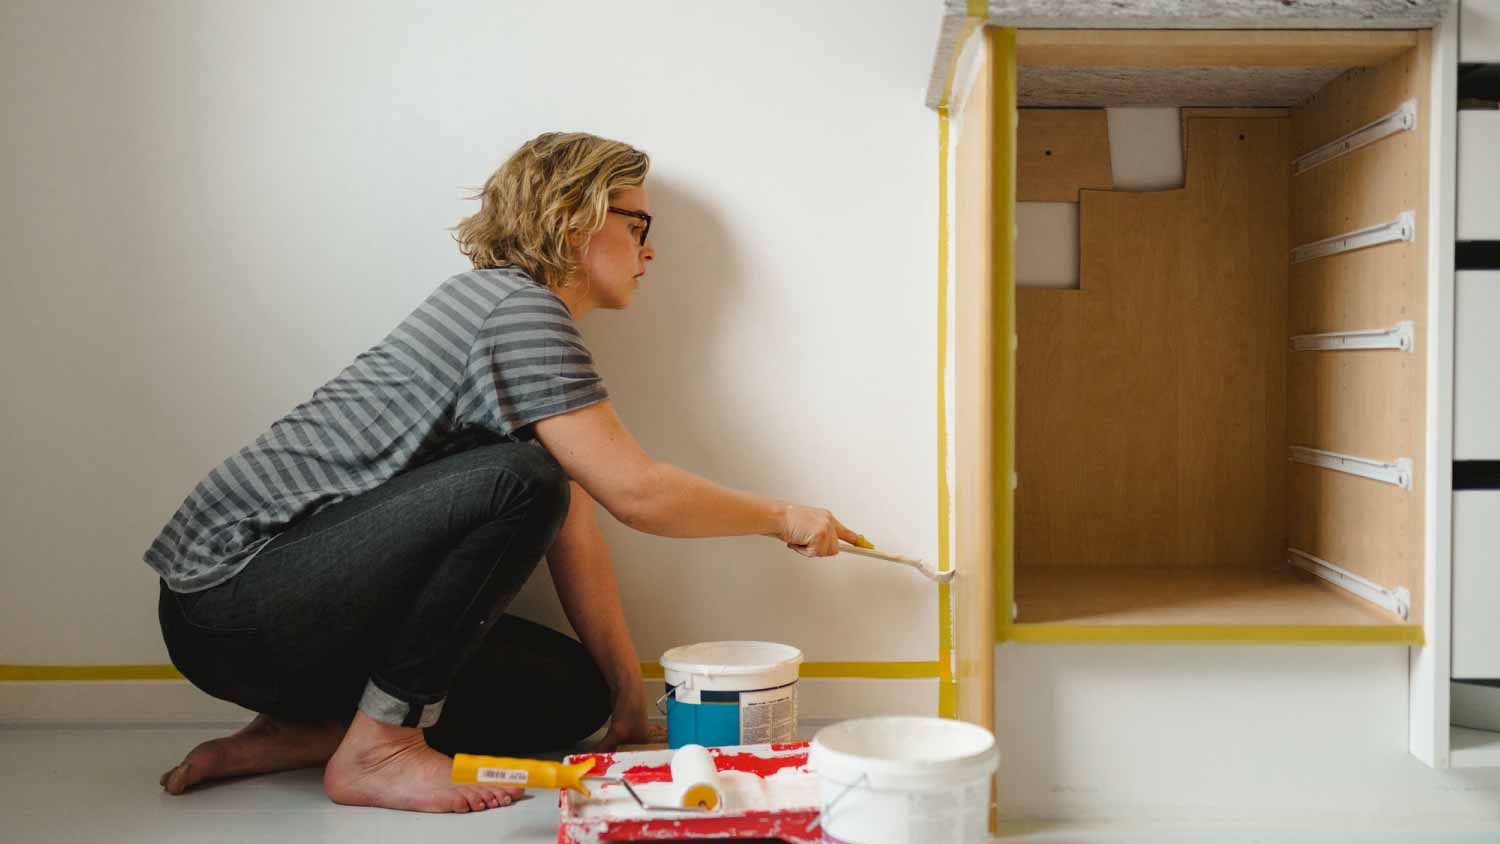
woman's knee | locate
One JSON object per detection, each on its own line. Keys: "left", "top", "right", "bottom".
{"left": 463, "top": 443, "right": 571, "bottom": 528}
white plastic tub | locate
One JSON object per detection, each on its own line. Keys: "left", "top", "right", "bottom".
{"left": 810, "top": 716, "right": 998, "bottom": 844}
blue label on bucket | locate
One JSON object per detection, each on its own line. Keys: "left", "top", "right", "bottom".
{"left": 665, "top": 681, "right": 798, "bottom": 749}
{"left": 665, "top": 696, "right": 741, "bottom": 749}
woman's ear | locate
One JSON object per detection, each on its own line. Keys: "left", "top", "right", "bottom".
{"left": 567, "top": 227, "right": 588, "bottom": 250}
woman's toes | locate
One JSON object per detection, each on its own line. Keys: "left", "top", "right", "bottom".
{"left": 162, "top": 763, "right": 191, "bottom": 794}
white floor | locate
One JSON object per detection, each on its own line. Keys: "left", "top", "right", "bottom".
{"left": 4, "top": 724, "right": 1500, "bottom": 843}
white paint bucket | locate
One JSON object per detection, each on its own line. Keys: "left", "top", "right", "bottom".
{"left": 810, "top": 716, "right": 998, "bottom": 844}
{"left": 660, "top": 641, "right": 803, "bottom": 749}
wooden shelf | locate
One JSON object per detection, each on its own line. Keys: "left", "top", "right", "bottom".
{"left": 1008, "top": 565, "right": 1422, "bottom": 645}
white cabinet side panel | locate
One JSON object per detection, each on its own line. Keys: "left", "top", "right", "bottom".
{"left": 1454, "top": 491, "right": 1500, "bottom": 679}
{"left": 1457, "top": 112, "right": 1500, "bottom": 241}
{"left": 1456, "top": 272, "right": 1500, "bottom": 459}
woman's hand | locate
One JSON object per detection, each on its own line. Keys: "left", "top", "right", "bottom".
{"left": 778, "top": 505, "right": 862, "bottom": 557}
{"left": 594, "top": 684, "right": 666, "bottom": 752}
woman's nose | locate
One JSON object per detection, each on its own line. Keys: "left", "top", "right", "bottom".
{"left": 641, "top": 242, "right": 656, "bottom": 262}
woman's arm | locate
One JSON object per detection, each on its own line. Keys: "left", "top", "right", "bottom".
{"left": 547, "top": 480, "right": 653, "bottom": 749}
{"left": 533, "top": 401, "right": 859, "bottom": 556}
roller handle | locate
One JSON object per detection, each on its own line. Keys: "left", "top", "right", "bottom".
{"left": 450, "top": 754, "right": 597, "bottom": 796}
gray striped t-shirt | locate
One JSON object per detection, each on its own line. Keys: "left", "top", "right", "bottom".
{"left": 144, "top": 268, "right": 607, "bottom": 593}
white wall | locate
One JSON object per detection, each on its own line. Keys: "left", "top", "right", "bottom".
{"left": 1, "top": 0, "right": 940, "bottom": 675}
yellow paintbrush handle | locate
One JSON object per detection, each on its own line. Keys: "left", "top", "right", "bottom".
{"left": 451, "top": 754, "right": 597, "bottom": 796}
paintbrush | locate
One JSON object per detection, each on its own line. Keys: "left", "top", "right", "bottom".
{"left": 841, "top": 536, "right": 954, "bottom": 584}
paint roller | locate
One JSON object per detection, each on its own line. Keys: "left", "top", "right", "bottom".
{"left": 451, "top": 743, "right": 724, "bottom": 812}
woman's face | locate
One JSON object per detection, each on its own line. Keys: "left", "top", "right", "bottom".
{"left": 575, "top": 186, "right": 655, "bottom": 311}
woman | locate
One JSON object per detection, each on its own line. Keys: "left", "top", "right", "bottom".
{"left": 145, "top": 132, "right": 860, "bottom": 813}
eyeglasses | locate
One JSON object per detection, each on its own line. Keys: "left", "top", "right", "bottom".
{"left": 607, "top": 206, "right": 652, "bottom": 246}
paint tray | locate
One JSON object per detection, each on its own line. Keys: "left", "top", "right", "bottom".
{"left": 558, "top": 741, "right": 820, "bottom": 843}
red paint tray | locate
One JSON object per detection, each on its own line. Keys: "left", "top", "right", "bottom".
{"left": 558, "top": 741, "right": 820, "bottom": 843}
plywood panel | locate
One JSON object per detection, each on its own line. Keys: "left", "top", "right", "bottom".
{"left": 1287, "top": 465, "right": 1419, "bottom": 602}
{"left": 1014, "top": 565, "right": 1406, "bottom": 626}
{"left": 1288, "top": 39, "right": 1429, "bottom": 623}
{"left": 1020, "top": 66, "right": 1348, "bottom": 109}
{"left": 1016, "top": 115, "right": 1289, "bottom": 569}
{"left": 1017, "top": 109, "right": 1112, "bottom": 201}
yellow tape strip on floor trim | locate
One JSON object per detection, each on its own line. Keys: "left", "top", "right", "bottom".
{"left": 0, "top": 664, "right": 186, "bottom": 681}
{"left": 2, "top": 661, "right": 944, "bottom": 683}
{"left": 1001, "top": 624, "right": 1425, "bottom": 645}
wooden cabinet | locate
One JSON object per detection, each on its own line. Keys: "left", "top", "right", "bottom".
{"left": 945, "top": 29, "right": 1436, "bottom": 646}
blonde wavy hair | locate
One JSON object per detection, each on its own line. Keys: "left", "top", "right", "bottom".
{"left": 453, "top": 132, "right": 651, "bottom": 289}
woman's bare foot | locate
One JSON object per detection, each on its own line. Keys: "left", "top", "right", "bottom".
{"left": 323, "top": 711, "right": 523, "bottom": 813}
{"left": 160, "top": 714, "right": 347, "bottom": 794}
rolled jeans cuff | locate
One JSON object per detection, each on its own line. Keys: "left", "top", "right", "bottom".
{"left": 359, "top": 678, "right": 445, "bottom": 728}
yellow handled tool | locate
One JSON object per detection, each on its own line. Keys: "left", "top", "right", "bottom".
{"left": 452, "top": 754, "right": 598, "bottom": 796}
{"left": 451, "top": 745, "right": 721, "bottom": 813}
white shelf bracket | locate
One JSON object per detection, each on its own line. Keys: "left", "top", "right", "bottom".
{"left": 1287, "top": 548, "right": 1411, "bottom": 621}
{"left": 1290, "top": 320, "right": 1414, "bottom": 352}
{"left": 1293, "top": 99, "right": 1417, "bottom": 175}
{"left": 1291, "top": 211, "right": 1415, "bottom": 264}
{"left": 1289, "top": 446, "right": 1413, "bottom": 490}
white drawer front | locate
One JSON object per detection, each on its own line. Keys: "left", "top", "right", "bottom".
{"left": 1462, "top": 0, "right": 1500, "bottom": 62}
{"left": 1457, "top": 272, "right": 1500, "bottom": 460}
{"left": 1453, "top": 681, "right": 1500, "bottom": 731}
{"left": 1459, "top": 112, "right": 1500, "bottom": 242}
{"left": 1454, "top": 491, "right": 1500, "bottom": 679}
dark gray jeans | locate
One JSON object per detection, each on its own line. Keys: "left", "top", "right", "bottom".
{"left": 158, "top": 441, "right": 611, "bottom": 755}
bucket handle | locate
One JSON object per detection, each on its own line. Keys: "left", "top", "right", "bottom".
{"left": 804, "top": 772, "right": 870, "bottom": 834}
{"left": 656, "top": 674, "right": 697, "bottom": 715}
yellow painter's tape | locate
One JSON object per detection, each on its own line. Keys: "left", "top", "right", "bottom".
{"left": 4, "top": 661, "right": 945, "bottom": 683}
{"left": 0, "top": 664, "right": 185, "bottom": 682}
